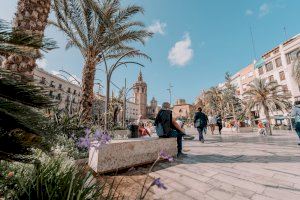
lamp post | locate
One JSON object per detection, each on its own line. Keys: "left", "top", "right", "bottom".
{"left": 101, "top": 51, "right": 144, "bottom": 130}
{"left": 167, "top": 83, "right": 173, "bottom": 106}
{"left": 122, "top": 78, "right": 136, "bottom": 127}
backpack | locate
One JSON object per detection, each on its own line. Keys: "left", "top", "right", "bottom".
{"left": 155, "top": 111, "right": 167, "bottom": 137}
{"left": 295, "top": 114, "right": 300, "bottom": 123}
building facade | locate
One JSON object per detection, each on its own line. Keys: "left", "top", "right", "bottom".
{"left": 197, "top": 33, "right": 300, "bottom": 125}
{"left": 33, "top": 68, "right": 81, "bottom": 113}
{"left": 172, "top": 99, "right": 194, "bottom": 120}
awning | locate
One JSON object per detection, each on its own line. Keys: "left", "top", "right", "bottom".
{"left": 254, "top": 58, "right": 265, "bottom": 69}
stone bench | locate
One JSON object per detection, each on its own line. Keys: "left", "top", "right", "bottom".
{"left": 88, "top": 137, "right": 177, "bottom": 174}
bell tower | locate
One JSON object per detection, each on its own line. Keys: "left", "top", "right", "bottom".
{"left": 133, "top": 70, "right": 147, "bottom": 118}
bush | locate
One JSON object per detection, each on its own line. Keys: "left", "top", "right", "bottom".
{"left": 2, "top": 157, "right": 118, "bottom": 200}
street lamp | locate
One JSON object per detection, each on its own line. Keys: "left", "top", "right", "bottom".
{"left": 101, "top": 50, "right": 144, "bottom": 130}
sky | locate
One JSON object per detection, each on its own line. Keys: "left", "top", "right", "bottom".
{"left": 1, "top": 0, "right": 300, "bottom": 105}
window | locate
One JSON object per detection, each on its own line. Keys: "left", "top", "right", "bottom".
{"left": 58, "top": 84, "right": 62, "bottom": 90}
{"left": 286, "top": 49, "right": 298, "bottom": 64}
{"left": 49, "top": 91, "right": 53, "bottom": 97}
{"left": 73, "top": 90, "right": 77, "bottom": 95}
{"left": 265, "top": 62, "right": 273, "bottom": 72}
{"left": 57, "top": 93, "right": 61, "bottom": 100}
{"left": 279, "top": 71, "right": 286, "bottom": 81}
{"left": 50, "top": 81, "right": 55, "bottom": 88}
{"left": 282, "top": 85, "right": 289, "bottom": 93}
{"left": 66, "top": 96, "right": 70, "bottom": 102}
{"left": 275, "top": 58, "right": 282, "bottom": 68}
{"left": 268, "top": 75, "right": 274, "bottom": 82}
{"left": 67, "top": 87, "right": 71, "bottom": 93}
{"left": 258, "top": 67, "right": 264, "bottom": 75}
{"left": 40, "top": 77, "right": 46, "bottom": 84}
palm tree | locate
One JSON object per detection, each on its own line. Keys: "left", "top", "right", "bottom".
{"left": 0, "top": 20, "right": 56, "bottom": 162}
{"left": 51, "top": 0, "right": 152, "bottom": 123}
{"left": 0, "top": 19, "right": 56, "bottom": 62}
{"left": 204, "top": 87, "right": 224, "bottom": 116}
{"left": 243, "top": 78, "right": 291, "bottom": 135}
{"left": 2, "top": 0, "right": 51, "bottom": 74}
{"left": 292, "top": 51, "right": 300, "bottom": 85}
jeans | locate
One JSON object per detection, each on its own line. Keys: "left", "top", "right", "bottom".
{"left": 295, "top": 122, "right": 300, "bottom": 139}
{"left": 160, "top": 130, "right": 183, "bottom": 153}
{"left": 197, "top": 127, "right": 205, "bottom": 141}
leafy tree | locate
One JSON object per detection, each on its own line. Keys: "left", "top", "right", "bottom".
{"left": 223, "top": 72, "right": 243, "bottom": 120}
{"left": 243, "top": 78, "right": 291, "bottom": 135}
{"left": 51, "top": 0, "right": 152, "bottom": 123}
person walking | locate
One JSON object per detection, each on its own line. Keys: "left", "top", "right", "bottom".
{"left": 154, "top": 102, "right": 186, "bottom": 157}
{"left": 194, "top": 107, "right": 208, "bottom": 143}
{"left": 291, "top": 101, "right": 300, "bottom": 145}
{"left": 208, "top": 113, "right": 217, "bottom": 134}
{"left": 216, "top": 114, "right": 223, "bottom": 135}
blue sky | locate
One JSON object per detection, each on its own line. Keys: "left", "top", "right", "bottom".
{"left": 1, "top": 0, "right": 300, "bottom": 105}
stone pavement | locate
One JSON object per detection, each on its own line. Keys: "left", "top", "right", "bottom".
{"left": 150, "top": 131, "right": 300, "bottom": 200}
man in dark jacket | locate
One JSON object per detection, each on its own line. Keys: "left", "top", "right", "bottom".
{"left": 194, "top": 107, "right": 208, "bottom": 143}
{"left": 154, "top": 102, "right": 186, "bottom": 157}
{"left": 216, "top": 114, "right": 223, "bottom": 135}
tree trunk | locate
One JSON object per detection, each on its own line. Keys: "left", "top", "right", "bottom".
{"left": 80, "top": 56, "right": 96, "bottom": 124}
{"left": 262, "top": 104, "right": 272, "bottom": 135}
{"left": 2, "top": 0, "right": 51, "bottom": 75}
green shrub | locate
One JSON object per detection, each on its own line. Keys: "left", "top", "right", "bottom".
{"left": 2, "top": 158, "right": 118, "bottom": 200}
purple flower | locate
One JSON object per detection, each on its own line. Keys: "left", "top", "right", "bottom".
{"left": 159, "top": 150, "right": 174, "bottom": 162}
{"left": 151, "top": 178, "right": 167, "bottom": 190}
{"left": 78, "top": 132, "right": 91, "bottom": 149}
{"left": 78, "top": 129, "right": 111, "bottom": 149}
{"left": 94, "top": 130, "right": 102, "bottom": 140}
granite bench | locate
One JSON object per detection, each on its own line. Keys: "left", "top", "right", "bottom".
{"left": 88, "top": 137, "right": 177, "bottom": 174}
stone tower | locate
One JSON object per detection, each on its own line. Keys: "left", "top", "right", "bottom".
{"left": 134, "top": 70, "right": 147, "bottom": 118}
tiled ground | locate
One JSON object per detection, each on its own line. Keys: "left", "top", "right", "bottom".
{"left": 150, "top": 131, "right": 300, "bottom": 200}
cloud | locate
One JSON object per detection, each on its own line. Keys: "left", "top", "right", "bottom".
{"left": 245, "top": 9, "right": 253, "bottom": 16}
{"left": 36, "top": 58, "right": 47, "bottom": 69}
{"left": 147, "top": 20, "right": 167, "bottom": 35}
{"left": 168, "top": 33, "right": 193, "bottom": 67}
{"left": 259, "top": 3, "right": 270, "bottom": 17}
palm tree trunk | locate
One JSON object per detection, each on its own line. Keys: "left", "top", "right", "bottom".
{"left": 262, "top": 104, "right": 272, "bottom": 135}
{"left": 80, "top": 56, "right": 96, "bottom": 124}
{"left": 2, "top": 0, "right": 51, "bottom": 75}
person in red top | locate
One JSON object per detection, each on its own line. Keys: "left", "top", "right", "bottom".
{"left": 139, "top": 123, "right": 151, "bottom": 137}
{"left": 258, "top": 120, "right": 266, "bottom": 135}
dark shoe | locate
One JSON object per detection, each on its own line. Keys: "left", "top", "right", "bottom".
{"left": 177, "top": 152, "right": 188, "bottom": 158}
{"left": 200, "top": 139, "right": 204, "bottom": 143}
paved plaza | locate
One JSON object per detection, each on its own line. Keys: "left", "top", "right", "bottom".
{"left": 149, "top": 131, "right": 300, "bottom": 200}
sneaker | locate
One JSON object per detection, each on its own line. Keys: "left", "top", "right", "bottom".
{"left": 200, "top": 139, "right": 205, "bottom": 143}
{"left": 177, "top": 152, "right": 188, "bottom": 158}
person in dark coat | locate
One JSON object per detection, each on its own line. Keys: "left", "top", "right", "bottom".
{"left": 194, "top": 107, "right": 208, "bottom": 143}
{"left": 216, "top": 114, "right": 223, "bottom": 135}
{"left": 154, "top": 102, "right": 186, "bottom": 157}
